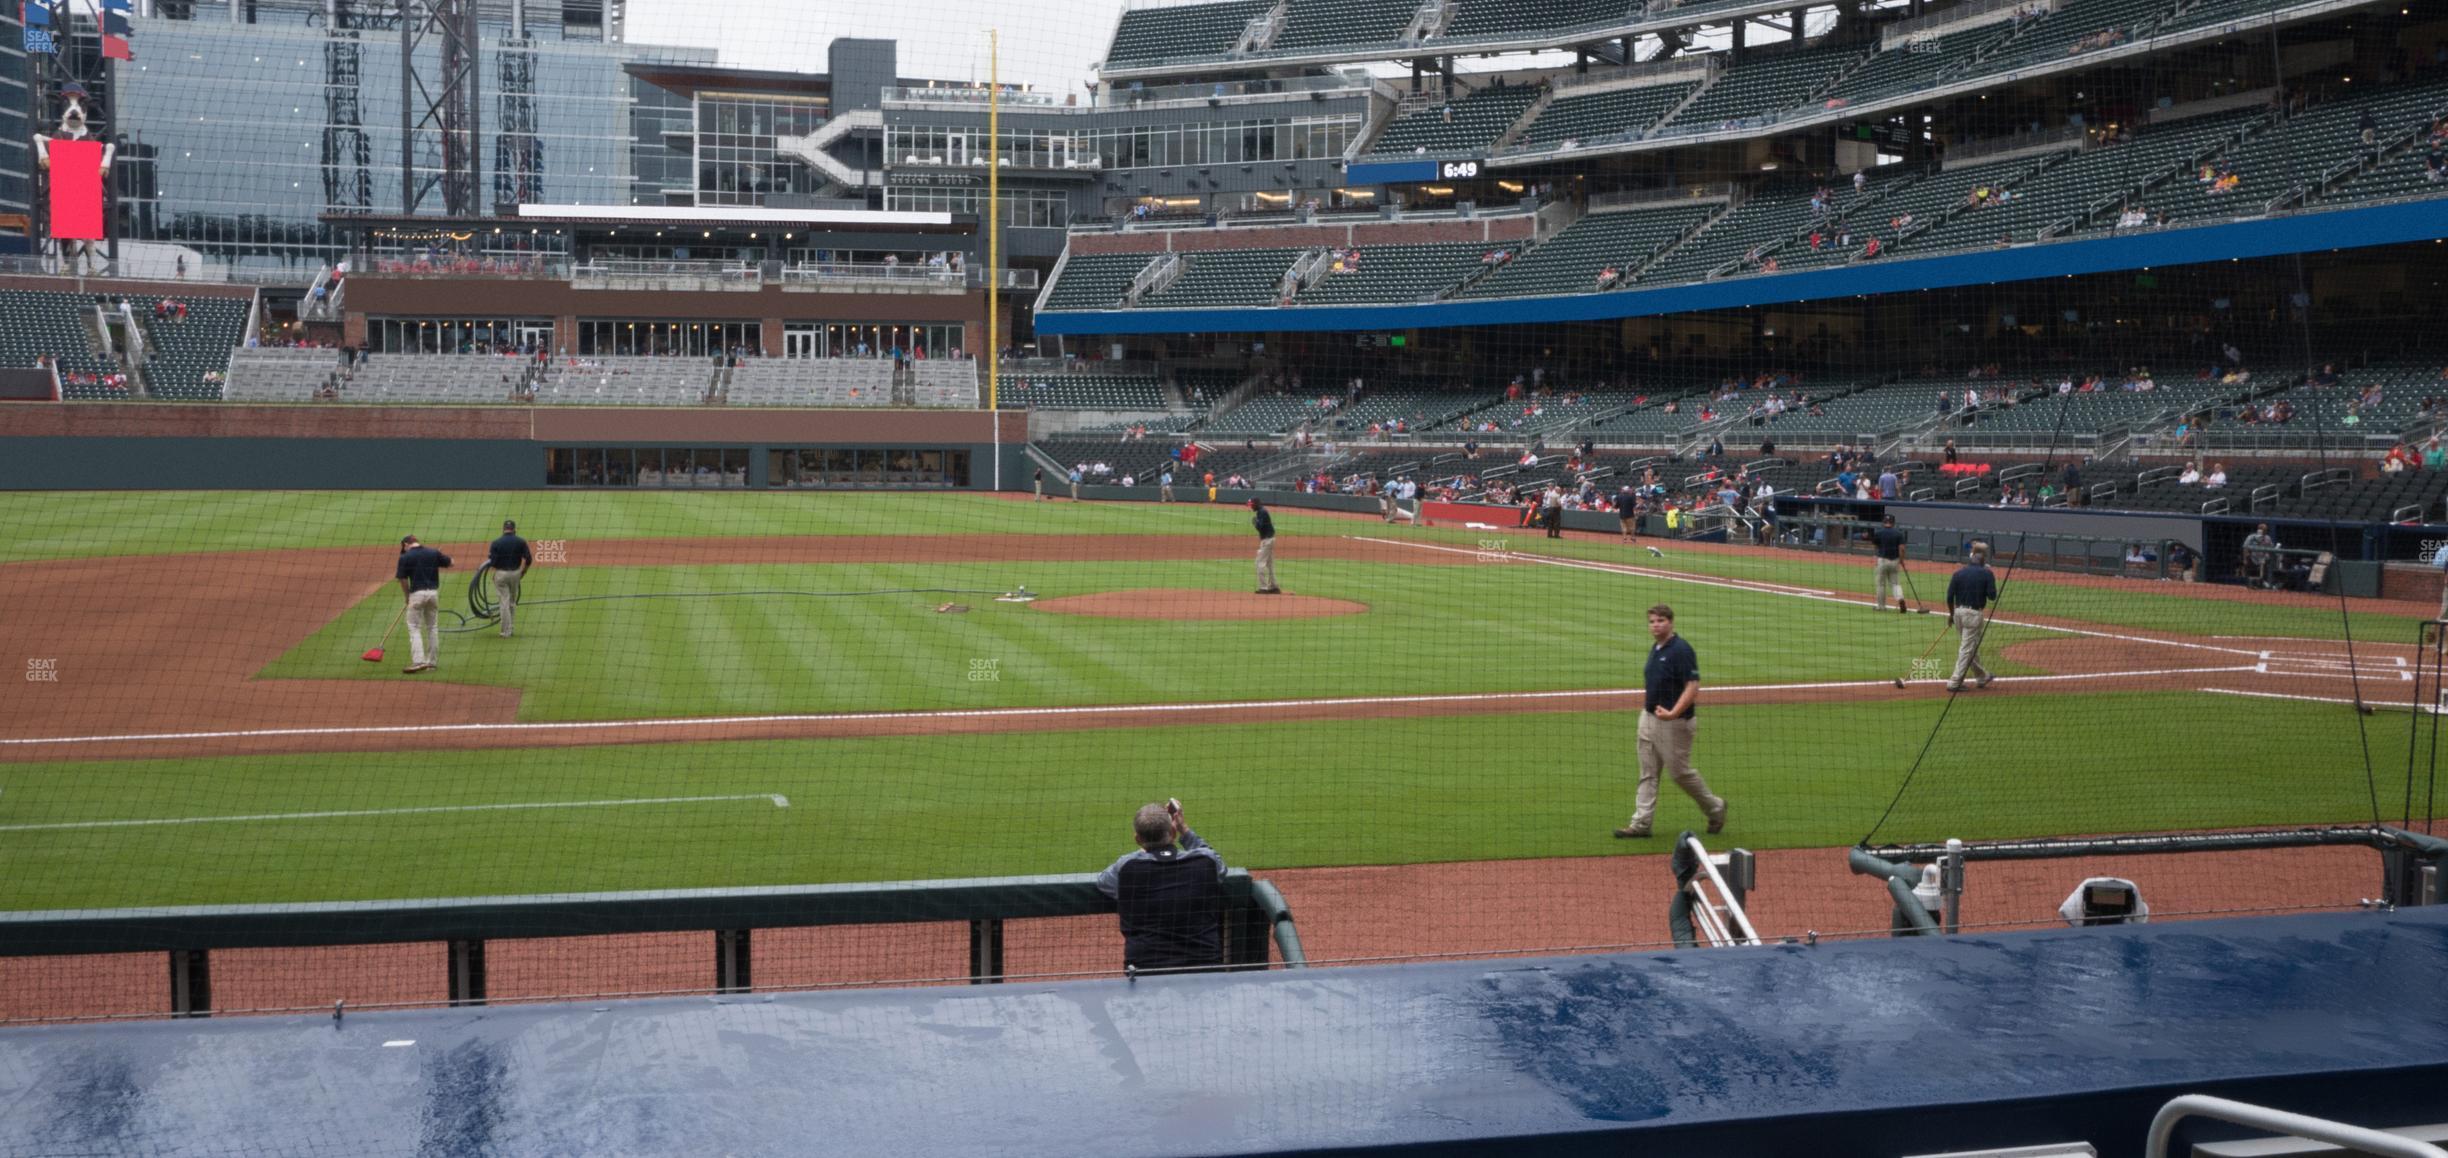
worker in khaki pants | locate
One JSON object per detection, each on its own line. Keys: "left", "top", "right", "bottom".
{"left": 488, "top": 519, "right": 534, "bottom": 639}
{"left": 1946, "top": 541, "right": 1999, "bottom": 692}
{"left": 1616, "top": 604, "right": 1726, "bottom": 839}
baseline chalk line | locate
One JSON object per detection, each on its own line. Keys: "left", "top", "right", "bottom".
{"left": 0, "top": 793, "right": 791, "bottom": 832}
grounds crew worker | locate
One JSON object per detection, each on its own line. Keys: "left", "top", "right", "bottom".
{"left": 1946, "top": 540, "right": 1999, "bottom": 692}
{"left": 1249, "top": 497, "right": 1281, "bottom": 594}
{"left": 1871, "top": 515, "right": 1908, "bottom": 613}
{"left": 395, "top": 534, "right": 453, "bottom": 674}
{"left": 488, "top": 520, "right": 535, "bottom": 639}
{"left": 1095, "top": 799, "right": 1228, "bottom": 974}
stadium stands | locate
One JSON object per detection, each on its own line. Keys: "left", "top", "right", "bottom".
{"left": 1363, "top": 83, "right": 1541, "bottom": 157}
{"left": 1102, "top": 0, "right": 1273, "bottom": 67}
{"left": 2, "top": 290, "right": 129, "bottom": 399}
{"left": 1138, "top": 248, "right": 1305, "bottom": 308}
{"left": 1273, "top": 0, "right": 1420, "bottom": 51}
{"left": 222, "top": 347, "right": 342, "bottom": 402}
{"left": 723, "top": 359, "right": 896, "bottom": 407}
{"left": 1460, "top": 202, "right": 1718, "bottom": 298}
{"left": 1203, "top": 390, "right": 1333, "bottom": 434}
{"left": 132, "top": 298, "right": 250, "bottom": 401}
{"left": 1437, "top": 0, "right": 1635, "bottom": 41}
{"left": 1295, "top": 242, "right": 1508, "bottom": 304}
{"left": 1042, "top": 252, "right": 1156, "bottom": 312}
{"left": 531, "top": 357, "right": 711, "bottom": 406}
{"left": 341, "top": 354, "right": 543, "bottom": 404}
{"left": 1001, "top": 372, "right": 1169, "bottom": 410}
{"left": 2149, "top": 81, "right": 2448, "bottom": 226}
{"left": 911, "top": 360, "right": 981, "bottom": 408}
{"left": 1516, "top": 81, "right": 1701, "bottom": 149}
{"left": 1816, "top": 23, "right": 2014, "bottom": 107}
{"left": 1659, "top": 37, "right": 1867, "bottom": 131}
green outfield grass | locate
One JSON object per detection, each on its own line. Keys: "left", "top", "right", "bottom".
{"left": 0, "top": 695, "right": 2422, "bottom": 911}
{"left": 3, "top": 490, "right": 2408, "bottom": 643}
{"left": 257, "top": 559, "right": 2059, "bottom": 718}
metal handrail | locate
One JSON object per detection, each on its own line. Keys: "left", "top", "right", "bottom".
{"left": 2145, "top": 1094, "right": 2448, "bottom": 1158}
{"left": 1681, "top": 834, "right": 1760, "bottom": 947}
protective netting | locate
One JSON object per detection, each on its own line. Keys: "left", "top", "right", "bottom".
{"left": 3, "top": 0, "right": 2447, "bottom": 1027}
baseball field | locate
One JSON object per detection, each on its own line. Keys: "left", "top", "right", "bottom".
{"left": 1, "top": 490, "right": 2437, "bottom": 990}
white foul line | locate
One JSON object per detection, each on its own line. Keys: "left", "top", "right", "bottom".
{"left": 2202, "top": 688, "right": 2444, "bottom": 714}
{"left": 0, "top": 668, "right": 2253, "bottom": 751}
{"left": 1353, "top": 536, "right": 2274, "bottom": 659}
{"left": 0, "top": 793, "right": 792, "bottom": 832}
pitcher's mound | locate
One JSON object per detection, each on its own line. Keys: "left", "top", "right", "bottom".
{"left": 1032, "top": 588, "right": 1368, "bottom": 621}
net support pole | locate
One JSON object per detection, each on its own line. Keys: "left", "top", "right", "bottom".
{"left": 447, "top": 938, "right": 487, "bottom": 1006}
{"left": 968, "top": 918, "right": 1004, "bottom": 984}
{"left": 169, "top": 948, "right": 212, "bottom": 1018}
{"left": 715, "top": 928, "right": 752, "bottom": 994}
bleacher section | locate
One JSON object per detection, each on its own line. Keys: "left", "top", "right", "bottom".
{"left": 1461, "top": 202, "right": 1717, "bottom": 298}
{"left": 1203, "top": 391, "right": 1331, "bottom": 434}
{"left": 1102, "top": 0, "right": 1272, "bottom": 67}
{"left": 531, "top": 357, "right": 711, "bottom": 406}
{"left": 1296, "top": 242, "right": 1505, "bottom": 304}
{"left": 1, "top": 290, "right": 124, "bottom": 399}
{"left": 1273, "top": 0, "right": 1420, "bottom": 51}
{"left": 1138, "top": 248, "right": 1304, "bottom": 308}
{"left": 1438, "top": 0, "right": 1632, "bottom": 41}
{"left": 342, "top": 354, "right": 544, "bottom": 404}
{"left": 2151, "top": 82, "right": 2448, "bottom": 227}
{"left": 1364, "top": 84, "right": 1540, "bottom": 157}
{"left": 723, "top": 359, "right": 896, "bottom": 407}
{"left": 1517, "top": 82, "right": 1700, "bottom": 149}
{"left": 1636, "top": 176, "right": 1893, "bottom": 284}
{"left": 1036, "top": 439, "right": 1282, "bottom": 486}
{"left": 222, "top": 347, "right": 342, "bottom": 402}
{"left": 128, "top": 298, "right": 249, "bottom": 401}
{"left": 910, "top": 360, "right": 981, "bottom": 408}
{"left": 1816, "top": 23, "right": 2013, "bottom": 106}
{"left": 1973, "top": 0, "right": 2177, "bottom": 74}
{"left": 1002, "top": 372, "right": 1169, "bottom": 409}
{"left": 1659, "top": 38, "right": 1866, "bottom": 131}
{"left": 1042, "top": 253, "right": 1154, "bottom": 311}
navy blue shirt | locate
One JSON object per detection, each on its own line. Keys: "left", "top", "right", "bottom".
{"left": 1644, "top": 633, "right": 1700, "bottom": 718}
{"left": 489, "top": 533, "right": 533, "bottom": 572}
{"left": 395, "top": 546, "right": 453, "bottom": 592}
{"left": 1252, "top": 507, "right": 1275, "bottom": 540}
{"left": 1872, "top": 527, "right": 1906, "bottom": 560}
{"left": 1947, "top": 563, "right": 1998, "bottom": 611}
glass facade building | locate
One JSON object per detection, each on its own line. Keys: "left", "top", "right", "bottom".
{"left": 114, "top": 4, "right": 707, "bottom": 274}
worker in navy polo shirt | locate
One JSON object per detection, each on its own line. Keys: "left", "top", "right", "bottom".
{"left": 394, "top": 534, "right": 453, "bottom": 674}
{"left": 1871, "top": 515, "right": 1909, "bottom": 612}
{"left": 487, "top": 520, "right": 534, "bottom": 639}
{"left": 1617, "top": 603, "right": 1727, "bottom": 840}
{"left": 1945, "top": 540, "right": 1999, "bottom": 692}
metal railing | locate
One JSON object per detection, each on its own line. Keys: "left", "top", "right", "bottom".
{"left": 2147, "top": 1095, "right": 2448, "bottom": 1158}
{"left": 1680, "top": 835, "right": 1761, "bottom": 947}
{"left": 778, "top": 261, "right": 971, "bottom": 290}
{"left": 572, "top": 260, "right": 761, "bottom": 289}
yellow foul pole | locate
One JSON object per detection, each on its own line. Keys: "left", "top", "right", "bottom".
{"left": 987, "top": 29, "right": 1001, "bottom": 413}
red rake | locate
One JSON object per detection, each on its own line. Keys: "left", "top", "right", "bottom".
{"left": 362, "top": 614, "right": 401, "bottom": 663}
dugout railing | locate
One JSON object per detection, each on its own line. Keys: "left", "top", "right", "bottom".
{"left": 1849, "top": 826, "right": 2448, "bottom": 937}
{"left": 0, "top": 869, "right": 1307, "bottom": 1020}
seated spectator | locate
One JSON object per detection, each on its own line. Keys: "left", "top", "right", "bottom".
{"left": 2178, "top": 464, "right": 2201, "bottom": 485}
{"left": 1094, "top": 800, "right": 1228, "bottom": 974}
{"left": 2203, "top": 463, "right": 2229, "bottom": 488}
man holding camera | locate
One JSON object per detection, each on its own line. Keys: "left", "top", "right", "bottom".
{"left": 1094, "top": 799, "right": 1228, "bottom": 974}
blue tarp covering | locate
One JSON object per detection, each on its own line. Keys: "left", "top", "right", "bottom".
{"left": 6, "top": 907, "right": 2448, "bottom": 1156}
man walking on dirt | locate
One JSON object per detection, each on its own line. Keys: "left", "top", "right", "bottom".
{"left": 1871, "top": 515, "right": 1908, "bottom": 613}
{"left": 1249, "top": 497, "right": 1281, "bottom": 594}
{"left": 395, "top": 534, "right": 453, "bottom": 673}
{"left": 487, "top": 520, "right": 534, "bottom": 638}
{"left": 1616, "top": 603, "right": 1726, "bottom": 839}
{"left": 1945, "top": 541, "right": 1999, "bottom": 692}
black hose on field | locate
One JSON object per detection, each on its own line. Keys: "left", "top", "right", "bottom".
{"left": 437, "top": 563, "right": 1018, "bottom": 634}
